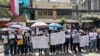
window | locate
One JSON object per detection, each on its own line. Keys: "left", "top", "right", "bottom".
{"left": 57, "top": 10, "right": 71, "bottom": 15}
{"left": 38, "top": 10, "right": 52, "bottom": 16}
{"left": 48, "top": 11, "right": 52, "bottom": 15}
{"left": 57, "top": 10, "right": 72, "bottom": 19}
{"left": 38, "top": 11, "right": 42, "bottom": 15}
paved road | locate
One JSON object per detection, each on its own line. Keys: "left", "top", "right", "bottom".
{"left": 0, "top": 44, "right": 100, "bottom": 56}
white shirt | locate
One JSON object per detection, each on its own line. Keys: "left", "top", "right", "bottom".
{"left": 93, "top": 32, "right": 97, "bottom": 37}
{"left": 89, "top": 32, "right": 97, "bottom": 40}
{"left": 17, "top": 34, "right": 23, "bottom": 39}
{"left": 25, "top": 33, "right": 30, "bottom": 37}
{"left": 89, "top": 32, "right": 94, "bottom": 38}
{"left": 2, "top": 35, "right": 7, "bottom": 39}
{"left": 65, "top": 34, "right": 70, "bottom": 38}
{"left": 2, "top": 35, "right": 8, "bottom": 44}
{"left": 72, "top": 33, "right": 80, "bottom": 43}
{"left": 9, "top": 34, "right": 15, "bottom": 39}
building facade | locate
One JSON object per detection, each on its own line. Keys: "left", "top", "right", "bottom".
{"left": 32, "top": 0, "right": 72, "bottom": 20}
{"left": 25, "top": 0, "right": 100, "bottom": 28}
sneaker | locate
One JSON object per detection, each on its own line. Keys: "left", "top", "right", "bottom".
{"left": 42, "top": 51, "right": 44, "bottom": 55}
{"left": 35, "top": 52, "right": 39, "bottom": 56}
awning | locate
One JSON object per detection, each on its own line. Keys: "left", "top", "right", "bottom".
{"left": 27, "top": 19, "right": 93, "bottom": 23}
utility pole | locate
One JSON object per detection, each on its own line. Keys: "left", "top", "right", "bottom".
{"left": 72, "top": 0, "right": 83, "bottom": 29}
{"left": 72, "top": 0, "right": 79, "bottom": 30}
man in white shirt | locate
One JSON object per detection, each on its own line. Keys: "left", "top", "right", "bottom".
{"left": 89, "top": 30, "right": 97, "bottom": 52}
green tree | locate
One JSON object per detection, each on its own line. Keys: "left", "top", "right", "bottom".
{"left": 59, "top": 17, "right": 69, "bottom": 30}
{"left": 59, "top": 17, "right": 66, "bottom": 25}
{"left": 0, "top": 0, "right": 13, "bottom": 17}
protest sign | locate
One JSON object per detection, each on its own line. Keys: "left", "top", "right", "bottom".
{"left": 50, "top": 31, "right": 65, "bottom": 45}
{"left": 80, "top": 35, "right": 89, "bottom": 47}
{"left": 31, "top": 36, "right": 49, "bottom": 49}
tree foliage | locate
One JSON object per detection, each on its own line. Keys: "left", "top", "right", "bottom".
{"left": 59, "top": 17, "right": 67, "bottom": 25}
{"left": 0, "top": 0, "right": 13, "bottom": 17}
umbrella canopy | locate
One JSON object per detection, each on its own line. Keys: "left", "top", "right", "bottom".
{"left": 31, "top": 22, "right": 48, "bottom": 28}
{"left": 0, "top": 28, "right": 10, "bottom": 31}
{"left": 20, "top": 26, "right": 30, "bottom": 30}
{"left": 9, "top": 24, "right": 22, "bottom": 29}
{"left": 49, "top": 23, "right": 62, "bottom": 29}
{"left": 0, "top": 28, "right": 17, "bottom": 31}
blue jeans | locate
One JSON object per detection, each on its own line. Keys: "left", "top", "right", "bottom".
{"left": 89, "top": 40, "right": 97, "bottom": 51}
{"left": 3, "top": 44, "right": 9, "bottom": 56}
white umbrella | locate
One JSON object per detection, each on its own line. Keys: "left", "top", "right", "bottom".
{"left": 0, "top": 28, "right": 9, "bottom": 31}
{"left": 0, "top": 28, "right": 17, "bottom": 31}
{"left": 9, "top": 24, "right": 22, "bottom": 29}
{"left": 31, "top": 22, "right": 48, "bottom": 28}
{"left": 20, "top": 26, "right": 30, "bottom": 30}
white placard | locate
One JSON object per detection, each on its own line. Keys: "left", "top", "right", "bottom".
{"left": 80, "top": 35, "right": 89, "bottom": 47}
{"left": 50, "top": 31, "right": 65, "bottom": 45}
{"left": 31, "top": 36, "right": 49, "bottom": 49}
{"left": 9, "top": 34, "right": 15, "bottom": 39}
{"left": 17, "top": 35, "right": 23, "bottom": 39}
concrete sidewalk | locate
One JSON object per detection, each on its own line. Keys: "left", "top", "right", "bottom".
{"left": 0, "top": 44, "right": 100, "bottom": 56}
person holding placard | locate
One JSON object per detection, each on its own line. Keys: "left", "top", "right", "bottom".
{"left": 8, "top": 32, "right": 17, "bottom": 56}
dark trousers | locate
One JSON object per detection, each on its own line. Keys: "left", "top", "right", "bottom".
{"left": 18, "top": 45, "right": 24, "bottom": 55}
{"left": 56, "top": 44, "right": 63, "bottom": 52}
{"left": 24, "top": 44, "right": 28, "bottom": 53}
{"left": 70, "top": 38, "right": 73, "bottom": 50}
{"left": 64, "top": 38, "right": 70, "bottom": 52}
{"left": 10, "top": 44, "right": 17, "bottom": 55}
{"left": 97, "top": 38, "right": 100, "bottom": 50}
{"left": 73, "top": 43, "right": 81, "bottom": 53}
{"left": 50, "top": 45, "right": 56, "bottom": 53}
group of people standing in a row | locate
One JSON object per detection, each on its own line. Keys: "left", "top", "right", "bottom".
{"left": 2, "top": 31, "right": 32, "bottom": 56}
{"left": 1, "top": 29, "right": 100, "bottom": 56}
{"left": 48, "top": 29, "right": 100, "bottom": 55}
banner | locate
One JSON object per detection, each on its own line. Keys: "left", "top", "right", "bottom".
{"left": 80, "top": 35, "right": 89, "bottom": 47}
{"left": 11, "top": 0, "right": 19, "bottom": 15}
{"left": 31, "top": 36, "right": 49, "bottom": 49}
{"left": 50, "top": 31, "right": 65, "bottom": 45}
